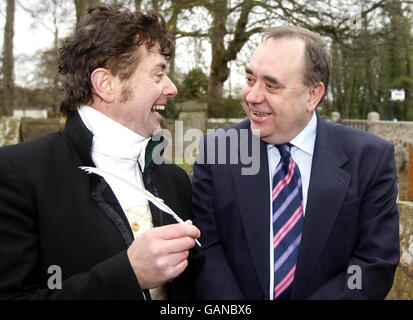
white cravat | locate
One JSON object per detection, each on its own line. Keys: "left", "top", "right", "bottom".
{"left": 78, "top": 105, "right": 167, "bottom": 300}
{"left": 78, "top": 105, "right": 150, "bottom": 209}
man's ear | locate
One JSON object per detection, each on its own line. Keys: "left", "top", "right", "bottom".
{"left": 90, "top": 68, "right": 116, "bottom": 104}
{"left": 306, "top": 82, "right": 325, "bottom": 112}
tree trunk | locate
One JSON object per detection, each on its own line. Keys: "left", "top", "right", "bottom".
{"left": 206, "top": 0, "right": 256, "bottom": 116}
{"left": 111, "top": 0, "right": 121, "bottom": 10}
{"left": 135, "top": 0, "right": 143, "bottom": 10}
{"left": 207, "top": 0, "right": 228, "bottom": 116}
{"left": 151, "top": 0, "right": 160, "bottom": 12}
{"left": 53, "top": 0, "right": 59, "bottom": 116}
{"left": 74, "top": 0, "right": 100, "bottom": 22}
{"left": 168, "top": 7, "right": 180, "bottom": 77}
{"left": 2, "top": 0, "right": 15, "bottom": 116}
{"left": 207, "top": 71, "right": 229, "bottom": 116}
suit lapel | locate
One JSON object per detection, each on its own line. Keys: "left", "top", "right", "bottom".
{"left": 291, "top": 116, "right": 351, "bottom": 299}
{"left": 90, "top": 176, "right": 135, "bottom": 246}
{"left": 231, "top": 128, "right": 270, "bottom": 298}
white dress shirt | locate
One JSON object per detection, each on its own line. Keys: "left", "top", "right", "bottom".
{"left": 267, "top": 111, "right": 317, "bottom": 299}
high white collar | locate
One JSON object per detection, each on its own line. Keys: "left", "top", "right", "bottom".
{"left": 78, "top": 105, "right": 150, "bottom": 170}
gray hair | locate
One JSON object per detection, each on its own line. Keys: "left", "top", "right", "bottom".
{"left": 263, "top": 26, "right": 331, "bottom": 103}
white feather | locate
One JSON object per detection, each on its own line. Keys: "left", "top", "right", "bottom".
{"left": 79, "top": 166, "right": 201, "bottom": 246}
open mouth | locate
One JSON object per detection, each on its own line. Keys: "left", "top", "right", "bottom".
{"left": 151, "top": 105, "right": 165, "bottom": 112}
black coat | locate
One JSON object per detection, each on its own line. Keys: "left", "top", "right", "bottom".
{"left": 0, "top": 111, "right": 192, "bottom": 300}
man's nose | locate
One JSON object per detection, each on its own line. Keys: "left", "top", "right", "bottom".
{"left": 164, "top": 76, "right": 178, "bottom": 98}
{"left": 244, "top": 83, "right": 265, "bottom": 104}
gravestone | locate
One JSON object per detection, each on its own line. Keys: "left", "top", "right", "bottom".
{"left": 367, "top": 112, "right": 380, "bottom": 122}
{"left": 331, "top": 112, "right": 340, "bottom": 122}
{"left": 175, "top": 101, "right": 207, "bottom": 164}
{"left": 20, "top": 118, "right": 65, "bottom": 143}
{"left": 0, "top": 117, "right": 21, "bottom": 147}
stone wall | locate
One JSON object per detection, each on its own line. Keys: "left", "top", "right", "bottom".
{"left": 338, "top": 113, "right": 413, "bottom": 172}
{"left": 368, "top": 121, "right": 413, "bottom": 172}
{"left": 386, "top": 201, "right": 413, "bottom": 299}
{"left": 0, "top": 117, "right": 21, "bottom": 147}
{"left": 0, "top": 117, "right": 64, "bottom": 147}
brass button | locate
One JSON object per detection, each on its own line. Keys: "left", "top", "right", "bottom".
{"left": 131, "top": 222, "right": 140, "bottom": 232}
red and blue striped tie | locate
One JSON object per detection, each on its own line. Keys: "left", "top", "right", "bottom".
{"left": 272, "top": 143, "right": 304, "bottom": 300}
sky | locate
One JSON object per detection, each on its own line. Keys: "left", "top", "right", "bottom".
{"left": 1, "top": 0, "right": 76, "bottom": 87}
{"left": 13, "top": 3, "right": 56, "bottom": 57}
{"left": 0, "top": 0, "right": 244, "bottom": 90}
{"left": 1, "top": 1, "right": 254, "bottom": 95}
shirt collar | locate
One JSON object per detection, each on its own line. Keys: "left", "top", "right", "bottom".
{"left": 267, "top": 111, "right": 317, "bottom": 156}
{"left": 78, "top": 105, "right": 150, "bottom": 168}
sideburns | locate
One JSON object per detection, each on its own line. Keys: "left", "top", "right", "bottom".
{"left": 120, "top": 81, "right": 133, "bottom": 103}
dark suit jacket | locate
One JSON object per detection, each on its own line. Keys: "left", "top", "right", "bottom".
{"left": 192, "top": 114, "right": 399, "bottom": 300}
{"left": 0, "top": 111, "right": 192, "bottom": 300}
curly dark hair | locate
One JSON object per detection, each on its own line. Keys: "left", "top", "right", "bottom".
{"left": 58, "top": 5, "right": 175, "bottom": 116}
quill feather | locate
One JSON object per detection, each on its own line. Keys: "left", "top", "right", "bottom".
{"left": 79, "top": 166, "right": 201, "bottom": 247}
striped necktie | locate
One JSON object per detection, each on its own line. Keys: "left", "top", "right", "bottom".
{"left": 272, "top": 143, "right": 304, "bottom": 300}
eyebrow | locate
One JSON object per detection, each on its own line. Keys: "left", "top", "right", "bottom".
{"left": 264, "top": 75, "right": 282, "bottom": 85}
{"left": 152, "top": 62, "right": 167, "bottom": 72}
{"left": 245, "top": 67, "right": 283, "bottom": 86}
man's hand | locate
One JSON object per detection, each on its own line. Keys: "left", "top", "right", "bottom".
{"left": 127, "top": 221, "right": 201, "bottom": 289}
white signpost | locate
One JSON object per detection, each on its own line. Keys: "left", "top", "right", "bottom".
{"left": 390, "top": 89, "right": 405, "bottom": 102}
{"left": 388, "top": 88, "right": 405, "bottom": 121}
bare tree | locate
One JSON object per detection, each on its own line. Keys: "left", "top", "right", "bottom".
{"left": 206, "top": 0, "right": 259, "bottom": 115}
{"left": 167, "top": 0, "right": 394, "bottom": 115}
{"left": 51, "top": 0, "right": 62, "bottom": 115}
{"left": 2, "top": 0, "right": 15, "bottom": 116}
{"left": 17, "top": 0, "right": 73, "bottom": 115}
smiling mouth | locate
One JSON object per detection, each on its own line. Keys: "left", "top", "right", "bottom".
{"left": 252, "top": 111, "right": 271, "bottom": 116}
{"left": 247, "top": 103, "right": 272, "bottom": 117}
{"left": 152, "top": 105, "right": 165, "bottom": 112}
{"left": 250, "top": 109, "right": 272, "bottom": 118}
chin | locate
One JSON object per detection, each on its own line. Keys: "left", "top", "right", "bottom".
{"left": 249, "top": 122, "right": 278, "bottom": 143}
{"left": 250, "top": 121, "right": 268, "bottom": 135}
{"left": 152, "top": 126, "right": 163, "bottom": 136}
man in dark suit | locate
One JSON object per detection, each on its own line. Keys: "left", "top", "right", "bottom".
{"left": 192, "top": 26, "right": 399, "bottom": 299}
{"left": 0, "top": 5, "right": 199, "bottom": 300}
